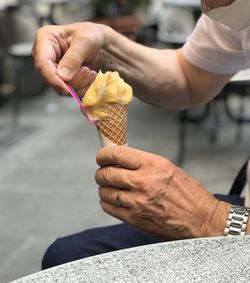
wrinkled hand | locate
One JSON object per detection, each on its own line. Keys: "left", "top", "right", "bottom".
{"left": 32, "top": 22, "right": 104, "bottom": 94}
{"left": 96, "top": 146, "right": 230, "bottom": 240}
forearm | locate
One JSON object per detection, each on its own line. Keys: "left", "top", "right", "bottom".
{"left": 97, "top": 25, "right": 190, "bottom": 111}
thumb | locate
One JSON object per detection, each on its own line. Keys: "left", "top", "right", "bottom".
{"left": 57, "top": 42, "right": 88, "bottom": 82}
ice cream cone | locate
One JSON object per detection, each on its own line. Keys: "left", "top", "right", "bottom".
{"left": 82, "top": 71, "right": 132, "bottom": 147}
{"left": 97, "top": 103, "right": 128, "bottom": 147}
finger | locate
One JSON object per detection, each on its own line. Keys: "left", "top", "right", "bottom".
{"left": 99, "top": 187, "right": 133, "bottom": 208}
{"left": 96, "top": 146, "right": 142, "bottom": 170}
{"left": 101, "top": 200, "right": 163, "bottom": 238}
{"left": 41, "top": 60, "right": 69, "bottom": 94}
{"left": 57, "top": 38, "right": 94, "bottom": 81}
{"left": 32, "top": 28, "right": 69, "bottom": 93}
{"left": 95, "top": 166, "right": 135, "bottom": 190}
{"left": 100, "top": 200, "right": 132, "bottom": 223}
{"left": 68, "top": 66, "right": 97, "bottom": 96}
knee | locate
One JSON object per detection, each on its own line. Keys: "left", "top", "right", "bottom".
{"left": 41, "top": 228, "right": 105, "bottom": 270}
{"left": 42, "top": 238, "right": 67, "bottom": 270}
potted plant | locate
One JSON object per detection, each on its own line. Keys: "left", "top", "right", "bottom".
{"left": 92, "top": 0, "right": 150, "bottom": 40}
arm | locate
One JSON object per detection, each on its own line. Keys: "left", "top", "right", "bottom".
{"left": 32, "top": 22, "right": 233, "bottom": 111}
{"left": 96, "top": 26, "right": 233, "bottom": 110}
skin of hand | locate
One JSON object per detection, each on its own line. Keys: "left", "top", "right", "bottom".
{"left": 32, "top": 22, "right": 104, "bottom": 95}
{"left": 95, "top": 146, "right": 231, "bottom": 240}
{"left": 32, "top": 22, "right": 233, "bottom": 110}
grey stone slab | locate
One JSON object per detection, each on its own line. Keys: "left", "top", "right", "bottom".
{"left": 11, "top": 237, "right": 250, "bottom": 283}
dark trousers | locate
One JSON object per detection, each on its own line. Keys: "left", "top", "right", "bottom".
{"left": 42, "top": 194, "right": 244, "bottom": 270}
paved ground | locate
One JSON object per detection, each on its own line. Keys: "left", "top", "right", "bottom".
{"left": 0, "top": 86, "right": 249, "bottom": 282}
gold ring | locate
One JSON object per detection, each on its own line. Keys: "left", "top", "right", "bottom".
{"left": 115, "top": 190, "right": 123, "bottom": 207}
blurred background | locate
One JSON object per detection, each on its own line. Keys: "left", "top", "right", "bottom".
{"left": 0, "top": 0, "right": 250, "bottom": 282}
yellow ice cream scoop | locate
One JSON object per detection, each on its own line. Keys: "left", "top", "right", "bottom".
{"left": 82, "top": 71, "right": 133, "bottom": 119}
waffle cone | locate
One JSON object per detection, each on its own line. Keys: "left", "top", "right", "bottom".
{"left": 97, "top": 103, "right": 128, "bottom": 147}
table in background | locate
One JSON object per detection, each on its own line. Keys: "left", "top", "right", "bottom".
{"left": 15, "top": 0, "right": 78, "bottom": 25}
{"left": 231, "top": 68, "right": 250, "bottom": 85}
{"left": 162, "top": 0, "right": 200, "bottom": 8}
{"left": 156, "top": 0, "right": 201, "bottom": 47}
{"left": 11, "top": 236, "right": 250, "bottom": 282}
{"left": 223, "top": 68, "right": 250, "bottom": 140}
{"left": 34, "top": 0, "right": 80, "bottom": 25}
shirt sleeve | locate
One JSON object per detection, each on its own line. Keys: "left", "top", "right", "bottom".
{"left": 182, "top": 14, "right": 249, "bottom": 74}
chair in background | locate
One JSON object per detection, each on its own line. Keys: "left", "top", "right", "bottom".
{"left": 156, "top": 6, "right": 195, "bottom": 47}
{"left": 177, "top": 73, "right": 250, "bottom": 165}
{"left": 223, "top": 75, "right": 250, "bottom": 141}
{"left": 0, "top": 3, "right": 46, "bottom": 124}
{"left": 7, "top": 42, "right": 46, "bottom": 124}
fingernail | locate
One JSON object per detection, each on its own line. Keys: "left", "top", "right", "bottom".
{"left": 82, "top": 66, "right": 90, "bottom": 72}
{"left": 58, "top": 67, "right": 72, "bottom": 79}
{"left": 90, "top": 71, "right": 97, "bottom": 80}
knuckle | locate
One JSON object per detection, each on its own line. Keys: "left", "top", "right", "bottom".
{"left": 159, "top": 158, "right": 174, "bottom": 179}
{"left": 123, "top": 171, "right": 134, "bottom": 189}
{"left": 95, "top": 168, "right": 103, "bottom": 185}
{"left": 98, "top": 187, "right": 101, "bottom": 198}
{"left": 134, "top": 175, "right": 147, "bottom": 190}
{"left": 33, "top": 58, "right": 45, "bottom": 72}
{"left": 112, "top": 146, "right": 125, "bottom": 163}
{"left": 64, "top": 53, "right": 82, "bottom": 65}
{"left": 100, "top": 166, "right": 112, "bottom": 185}
{"left": 99, "top": 200, "right": 106, "bottom": 212}
{"left": 96, "top": 149, "right": 102, "bottom": 165}
{"left": 34, "top": 60, "right": 42, "bottom": 71}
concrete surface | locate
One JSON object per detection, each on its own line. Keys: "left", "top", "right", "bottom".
{"left": 12, "top": 237, "right": 250, "bottom": 283}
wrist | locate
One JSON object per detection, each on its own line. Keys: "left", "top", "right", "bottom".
{"left": 95, "top": 25, "right": 122, "bottom": 72}
{"left": 204, "top": 200, "right": 231, "bottom": 237}
{"left": 98, "top": 24, "right": 113, "bottom": 51}
{"left": 207, "top": 201, "right": 250, "bottom": 237}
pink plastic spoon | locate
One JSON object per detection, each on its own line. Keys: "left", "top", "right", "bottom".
{"left": 67, "top": 85, "right": 98, "bottom": 126}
